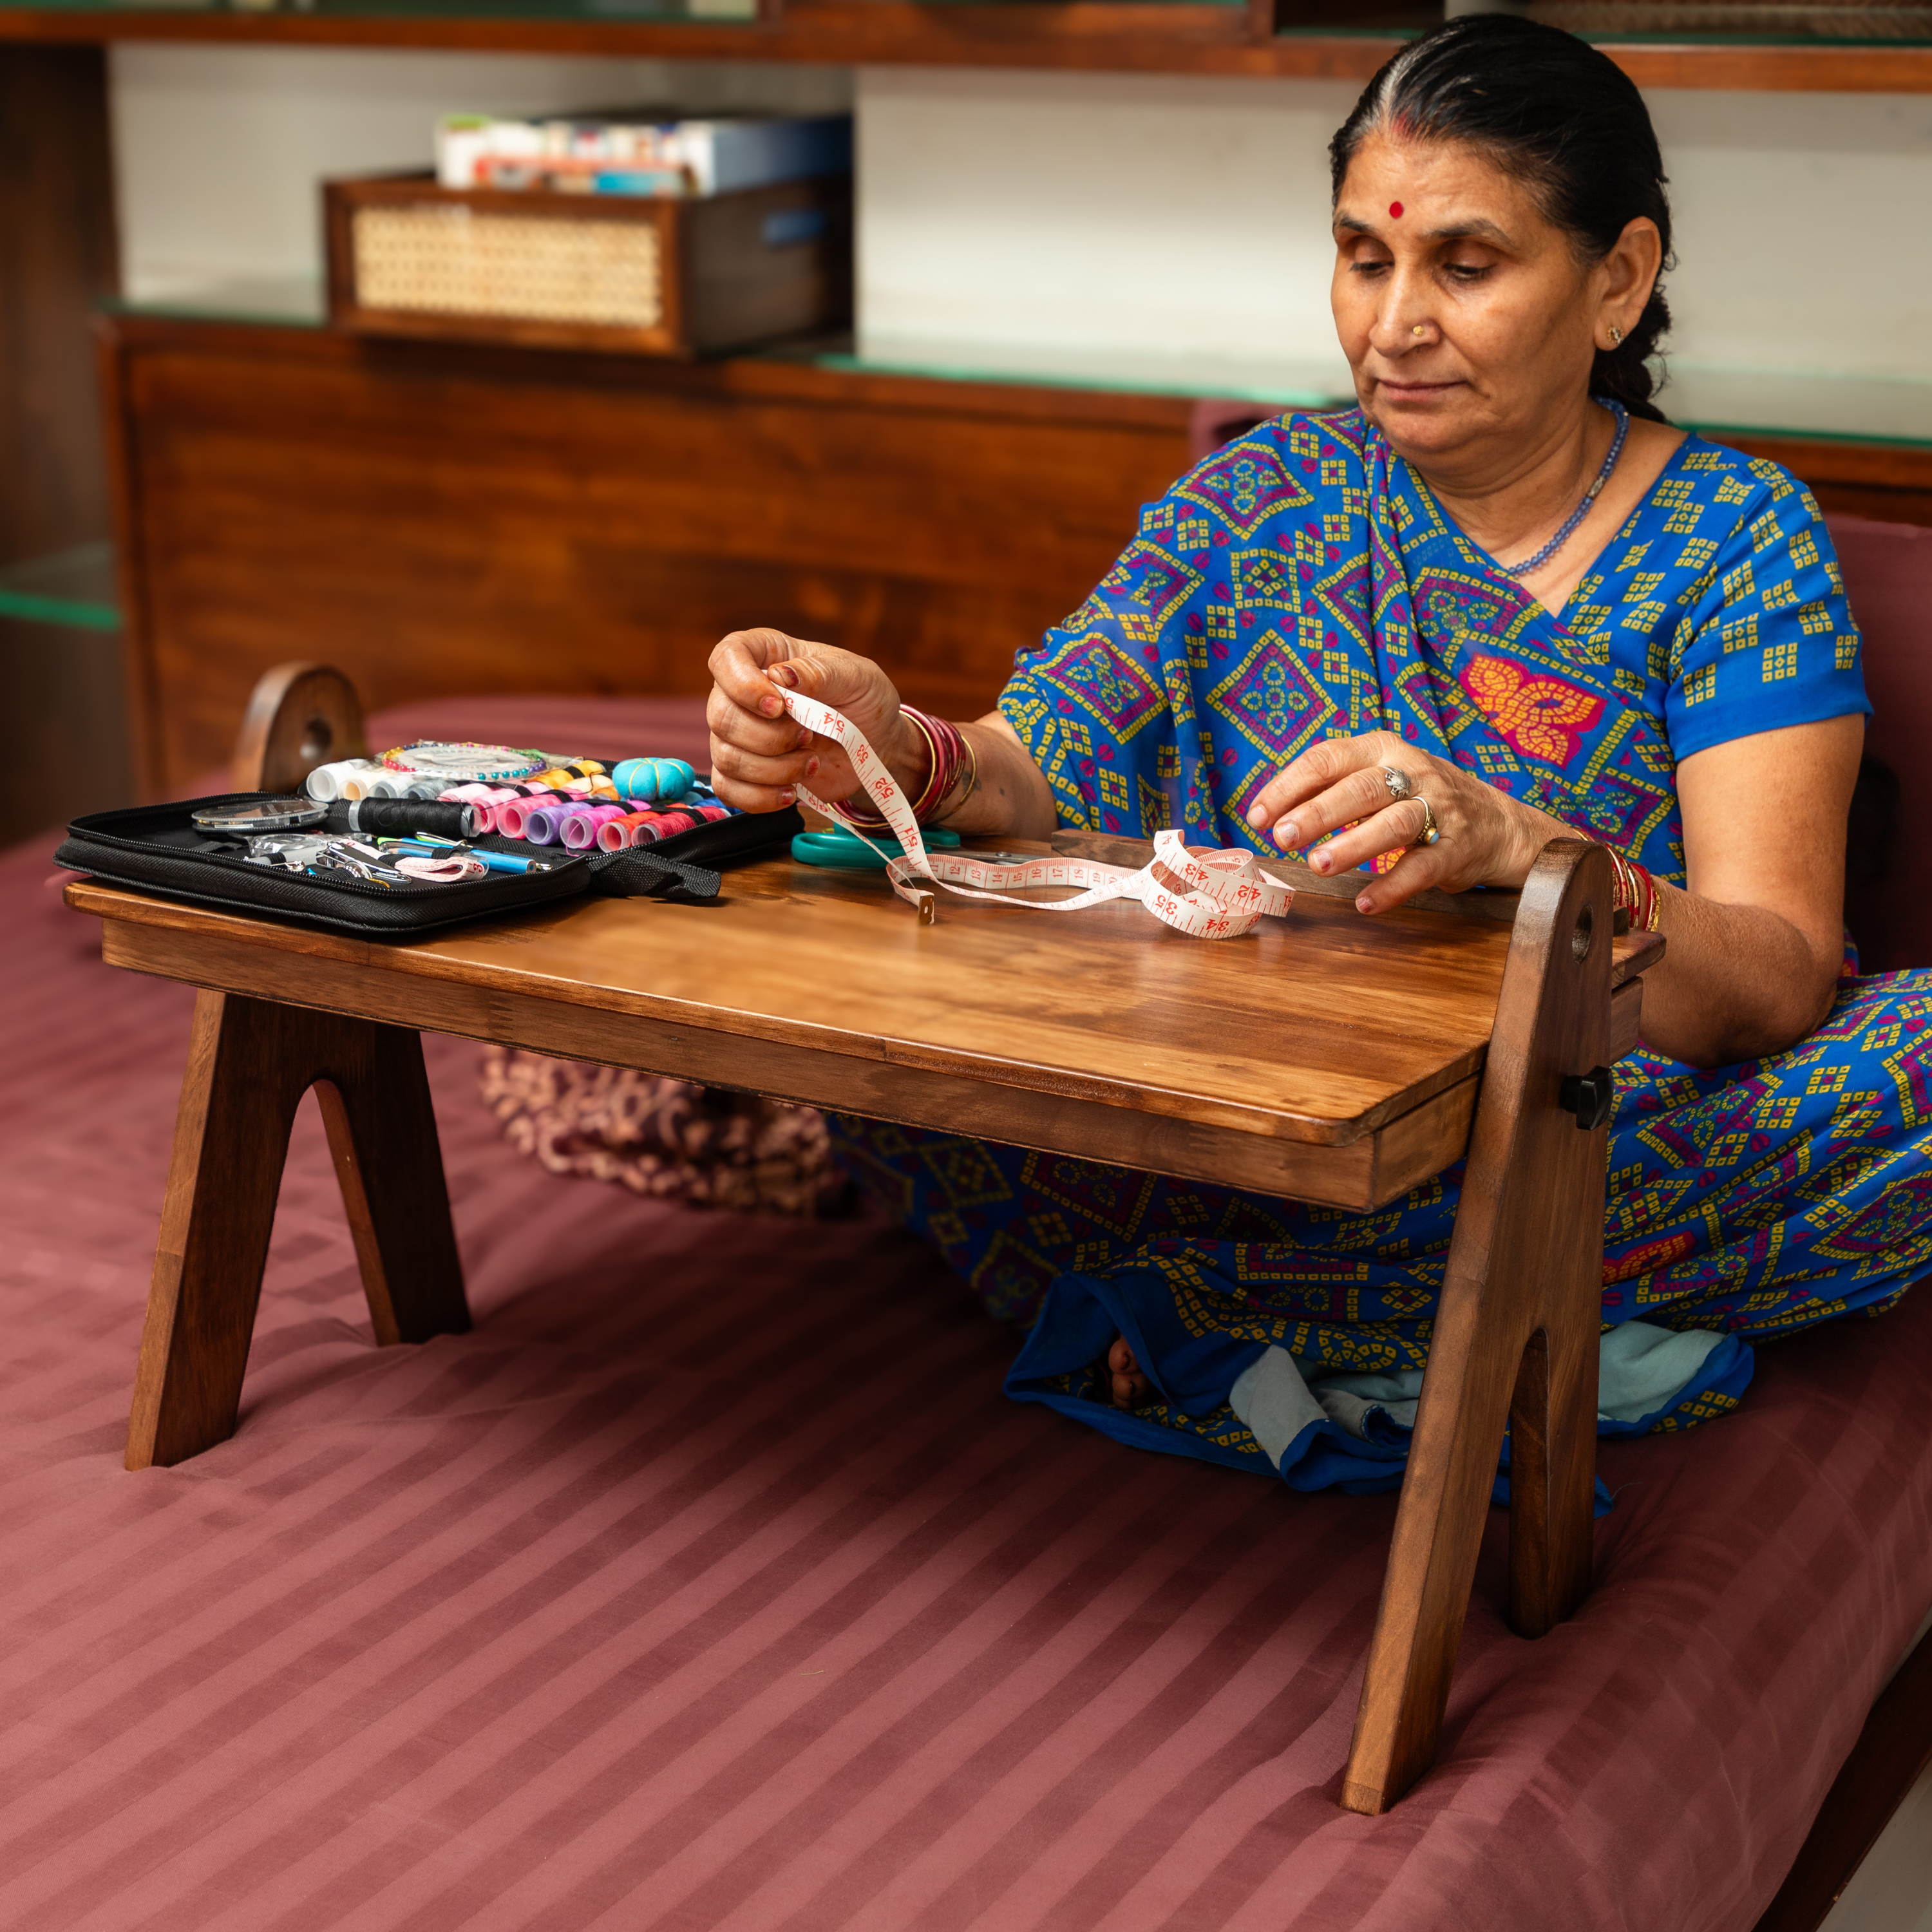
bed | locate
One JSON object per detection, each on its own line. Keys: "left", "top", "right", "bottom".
{"left": 3, "top": 526, "right": 1928, "bottom": 1928}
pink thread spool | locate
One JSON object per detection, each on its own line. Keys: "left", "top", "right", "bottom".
{"left": 497, "top": 791, "right": 575, "bottom": 838}
{"left": 561, "top": 804, "right": 627, "bottom": 849}
{"left": 495, "top": 793, "right": 553, "bottom": 838}
{"left": 596, "top": 810, "right": 658, "bottom": 850}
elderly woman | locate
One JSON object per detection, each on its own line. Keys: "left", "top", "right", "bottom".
{"left": 705, "top": 17, "right": 1927, "bottom": 1495}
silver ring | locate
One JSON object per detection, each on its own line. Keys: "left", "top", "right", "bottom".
{"left": 1412, "top": 796, "right": 1441, "bottom": 848}
{"left": 1379, "top": 765, "right": 1414, "bottom": 804}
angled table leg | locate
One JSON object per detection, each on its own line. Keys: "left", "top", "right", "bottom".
{"left": 128, "top": 988, "right": 469, "bottom": 1471}
{"left": 1341, "top": 838, "right": 1615, "bottom": 1814}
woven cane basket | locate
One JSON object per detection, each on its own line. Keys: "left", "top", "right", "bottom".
{"left": 351, "top": 205, "right": 664, "bottom": 330}
{"left": 325, "top": 172, "right": 851, "bottom": 357}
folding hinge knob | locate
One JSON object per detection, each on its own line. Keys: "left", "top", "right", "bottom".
{"left": 1558, "top": 1065, "right": 1615, "bottom": 1132}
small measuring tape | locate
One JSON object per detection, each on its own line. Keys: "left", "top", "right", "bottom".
{"left": 782, "top": 688, "right": 1294, "bottom": 940}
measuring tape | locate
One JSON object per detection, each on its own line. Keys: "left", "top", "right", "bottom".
{"left": 781, "top": 688, "right": 1294, "bottom": 940}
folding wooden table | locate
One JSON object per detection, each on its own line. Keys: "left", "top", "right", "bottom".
{"left": 66, "top": 831, "right": 1658, "bottom": 1814}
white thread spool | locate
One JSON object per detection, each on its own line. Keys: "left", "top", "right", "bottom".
{"left": 305, "top": 760, "right": 354, "bottom": 801}
{"left": 305, "top": 757, "right": 388, "bottom": 802}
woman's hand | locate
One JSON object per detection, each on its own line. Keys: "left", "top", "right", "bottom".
{"left": 1244, "top": 728, "right": 1574, "bottom": 913}
{"left": 706, "top": 629, "right": 922, "bottom": 814}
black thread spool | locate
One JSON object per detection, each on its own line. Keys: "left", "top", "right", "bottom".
{"left": 326, "top": 798, "right": 481, "bottom": 840}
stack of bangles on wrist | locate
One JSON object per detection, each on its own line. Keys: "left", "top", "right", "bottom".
{"left": 835, "top": 707, "right": 979, "bottom": 828}
{"left": 1603, "top": 846, "right": 1662, "bottom": 932}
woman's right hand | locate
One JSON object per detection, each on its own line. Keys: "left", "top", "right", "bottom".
{"left": 705, "top": 629, "right": 916, "bottom": 814}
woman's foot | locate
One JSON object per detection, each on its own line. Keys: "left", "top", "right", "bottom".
{"left": 1108, "top": 1336, "right": 1151, "bottom": 1410}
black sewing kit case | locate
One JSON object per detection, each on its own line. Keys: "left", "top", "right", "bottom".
{"left": 55, "top": 791, "right": 801, "bottom": 940}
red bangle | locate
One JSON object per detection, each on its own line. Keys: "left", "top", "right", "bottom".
{"left": 1603, "top": 847, "right": 1661, "bottom": 933}
{"left": 836, "top": 707, "right": 967, "bottom": 828}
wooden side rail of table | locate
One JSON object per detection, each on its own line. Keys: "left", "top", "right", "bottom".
{"left": 66, "top": 833, "right": 1659, "bottom": 1815}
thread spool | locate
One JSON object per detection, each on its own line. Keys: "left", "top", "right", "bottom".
{"left": 494, "top": 793, "right": 563, "bottom": 838}
{"left": 305, "top": 758, "right": 388, "bottom": 802}
{"left": 611, "top": 757, "right": 696, "bottom": 804}
{"left": 630, "top": 810, "right": 702, "bottom": 846}
{"left": 326, "top": 797, "right": 481, "bottom": 840}
{"left": 533, "top": 766, "right": 617, "bottom": 798}
{"left": 596, "top": 811, "right": 652, "bottom": 851}
{"left": 522, "top": 804, "right": 571, "bottom": 845}
{"left": 561, "top": 805, "right": 627, "bottom": 850}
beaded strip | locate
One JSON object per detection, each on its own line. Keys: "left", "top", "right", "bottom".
{"left": 379, "top": 741, "right": 549, "bottom": 782}
{"left": 1501, "top": 400, "right": 1629, "bottom": 580}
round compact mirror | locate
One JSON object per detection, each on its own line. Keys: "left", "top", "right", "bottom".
{"left": 192, "top": 797, "right": 327, "bottom": 832}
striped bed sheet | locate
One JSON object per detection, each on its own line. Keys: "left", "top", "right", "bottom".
{"left": 3, "top": 695, "right": 1927, "bottom": 1932}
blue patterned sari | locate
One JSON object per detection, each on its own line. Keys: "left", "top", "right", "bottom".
{"left": 831, "top": 409, "right": 1932, "bottom": 1497}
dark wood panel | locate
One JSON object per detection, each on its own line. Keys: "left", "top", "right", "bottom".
{"left": 1, "top": 3, "right": 1930, "bottom": 93}
{"left": 100, "top": 319, "right": 1195, "bottom": 793}
{"left": 1707, "top": 431, "right": 1932, "bottom": 529}
{"left": 0, "top": 45, "right": 118, "bottom": 564}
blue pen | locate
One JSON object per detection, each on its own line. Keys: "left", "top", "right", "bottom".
{"left": 471, "top": 849, "right": 557, "bottom": 875}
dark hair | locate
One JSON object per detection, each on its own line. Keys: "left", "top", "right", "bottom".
{"left": 1329, "top": 15, "right": 1673, "bottom": 422}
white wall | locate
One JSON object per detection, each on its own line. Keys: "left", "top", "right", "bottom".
{"left": 108, "top": 49, "right": 1932, "bottom": 385}
{"left": 109, "top": 46, "right": 853, "bottom": 296}
{"left": 856, "top": 66, "right": 1932, "bottom": 386}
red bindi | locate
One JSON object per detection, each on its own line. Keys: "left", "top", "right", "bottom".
{"left": 1389, "top": 201, "right": 1405, "bottom": 218}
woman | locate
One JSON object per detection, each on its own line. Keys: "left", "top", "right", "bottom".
{"left": 705, "top": 17, "right": 1929, "bottom": 1496}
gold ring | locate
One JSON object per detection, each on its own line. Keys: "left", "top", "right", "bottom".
{"left": 1412, "top": 796, "right": 1441, "bottom": 848}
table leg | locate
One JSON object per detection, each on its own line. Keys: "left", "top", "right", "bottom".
{"left": 126, "top": 988, "right": 468, "bottom": 1471}
{"left": 1341, "top": 839, "right": 1613, "bottom": 1815}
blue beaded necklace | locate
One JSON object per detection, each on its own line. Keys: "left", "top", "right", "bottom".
{"left": 1501, "top": 399, "right": 1630, "bottom": 580}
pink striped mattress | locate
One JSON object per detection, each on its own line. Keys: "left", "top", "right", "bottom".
{"left": 4, "top": 694, "right": 1929, "bottom": 1931}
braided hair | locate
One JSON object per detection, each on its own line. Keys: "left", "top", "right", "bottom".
{"left": 1330, "top": 14, "right": 1674, "bottom": 422}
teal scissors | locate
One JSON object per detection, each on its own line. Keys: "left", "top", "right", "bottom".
{"left": 791, "top": 822, "right": 964, "bottom": 870}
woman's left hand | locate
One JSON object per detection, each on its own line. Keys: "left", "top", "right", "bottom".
{"left": 1244, "top": 729, "right": 1576, "bottom": 913}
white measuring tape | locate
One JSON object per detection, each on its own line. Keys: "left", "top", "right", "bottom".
{"left": 781, "top": 688, "right": 1294, "bottom": 940}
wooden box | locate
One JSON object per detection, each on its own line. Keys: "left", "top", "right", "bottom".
{"left": 323, "top": 170, "right": 851, "bottom": 357}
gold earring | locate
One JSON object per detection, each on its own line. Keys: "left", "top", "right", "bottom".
{"left": 1607, "top": 325, "right": 1624, "bottom": 346}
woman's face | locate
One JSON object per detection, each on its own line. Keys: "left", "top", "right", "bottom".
{"left": 1331, "top": 131, "right": 1645, "bottom": 470}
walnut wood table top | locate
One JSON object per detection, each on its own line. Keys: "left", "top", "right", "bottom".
{"left": 66, "top": 853, "right": 1655, "bottom": 1212}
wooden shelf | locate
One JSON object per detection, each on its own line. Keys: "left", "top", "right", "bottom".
{"left": 0, "top": 0, "right": 1929, "bottom": 90}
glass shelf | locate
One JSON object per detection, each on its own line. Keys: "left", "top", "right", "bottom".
{"left": 107, "top": 286, "right": 1932, "bottom": 451}
{"left": 0, "top": 542, "right": 120, "bottom": 632}
{"left": 107, "top": 279, "right": 329, "bottom": 327}
{"left": 801, "top": 333, "right": 1356, "bottom": 407}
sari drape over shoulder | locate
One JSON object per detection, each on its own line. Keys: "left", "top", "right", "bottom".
{"left": 829, "top": 410, "right": 1930, "bottom": 1501}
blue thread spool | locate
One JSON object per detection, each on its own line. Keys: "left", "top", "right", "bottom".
{"left": 612, "top": 757, "right": 696, "bottom": 805}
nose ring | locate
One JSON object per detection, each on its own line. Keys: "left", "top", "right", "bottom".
{"left": 1411, "top": 324, "right": 1426, "bottom": 337}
